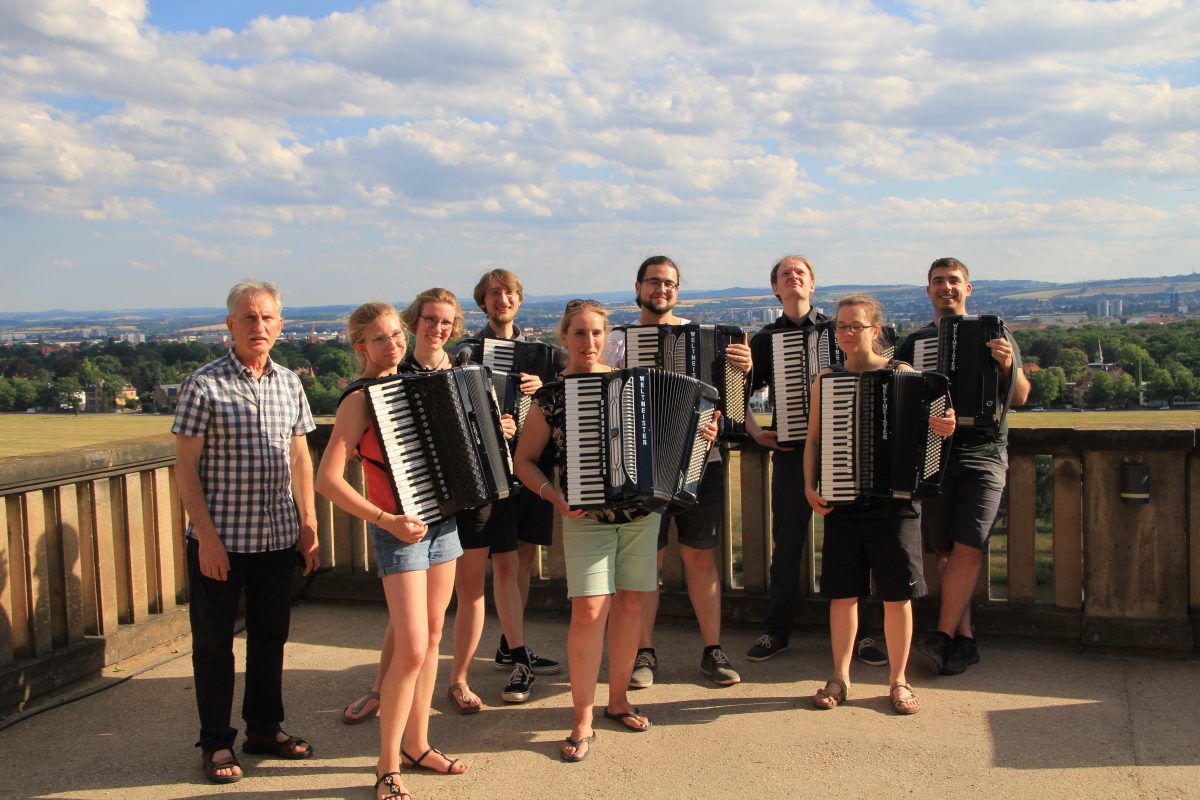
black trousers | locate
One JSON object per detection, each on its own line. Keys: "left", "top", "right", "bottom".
{"left": 764, "top": 445, "right": 813, "bottom": 640}
{"left": 187, "top": 538, "right": 295, "bottom": 752}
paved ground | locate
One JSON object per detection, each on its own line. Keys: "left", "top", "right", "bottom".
{"left": 1, "top": 602, "right": 1197, "bottom": 800}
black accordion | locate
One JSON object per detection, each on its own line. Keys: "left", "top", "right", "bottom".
{"left": 462, "top": 338, "right": 564, "bottom": 440}
{"left": 362, "top": 365, "right": 517, "bottom": 524}
{"left": 769, "top": 322, "right": 841, "bottom": 444}
{"left": 817, "top": 368, "right": 951, "bottom": 505}
{"left": 769, "top": 322, "right": 900, "bottom": 444}
{"left": 909, "top": 315, "right": 1003, "bottom": 428}
{"left": 562, "top": 367, "right": 719, "bottom": 513}
{"left": 615, "top": 323, "right": 749, "bottom": 442}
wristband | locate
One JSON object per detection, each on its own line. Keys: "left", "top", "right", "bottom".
{"left": 375, "top": 508, "right": 385, "bottom": 522}
{"left": 537, "top": 481, "right": 550, "bottom": 500}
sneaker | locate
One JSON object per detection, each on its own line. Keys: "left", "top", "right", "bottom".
{"left": 628, "top": 648, "right": 657, "bottom": 689}
{"left": 854, "top": 637, "right": 888, "bottom": 667}
{"left": 941, "top": 635, "right": 980, "bottom": 676}
{"left": 916, "top": 631, "right": 954, "bottom": 674}
{"left": 494, "top": 642, "right": 562, "bottom": 675}
{"left": 700, "top": 647, "right": 742, "bottom": 686}
{"left": 745, "top": 634, "right": 788, "bottom": 662}
{"left": 501, "top": 663, "right": 535, "bottom": 703}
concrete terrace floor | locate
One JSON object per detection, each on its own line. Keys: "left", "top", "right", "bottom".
{"left": 1, "top": 603, "right": 1197, "bottom": 800}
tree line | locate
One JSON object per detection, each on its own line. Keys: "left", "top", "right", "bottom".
{"left": 4, "top": 318, "right": 1200, "bottom": 415}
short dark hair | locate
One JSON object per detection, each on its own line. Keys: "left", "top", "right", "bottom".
{"left": 928, "top": 257, "right": 969, "bottom": 283}
{"left": 636, "top": 255, "right": 679, "bottom": 284}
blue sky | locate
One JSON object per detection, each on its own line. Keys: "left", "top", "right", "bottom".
{"left": 1, "top": 0, "right": 1198, "bottom": 312}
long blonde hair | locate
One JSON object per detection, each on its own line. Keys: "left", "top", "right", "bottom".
{"left": 347, "top": 302, "right": 404, "bottom": 375}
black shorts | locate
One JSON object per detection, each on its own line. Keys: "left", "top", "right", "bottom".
{"left": 818, "top": 501, "right": 927, "bottom": 602}
{"left": 921, "top": 445, "right": 1008, "bottom": 554}
{"left": 658, "top": 460, "right": 724, "bottom": 551}
{"left": 455, "top": 462, "right": 556, "bottom": 553}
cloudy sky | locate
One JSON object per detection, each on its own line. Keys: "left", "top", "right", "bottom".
{"left": 2, "top": 0, "right": 1198, "bottom": 312}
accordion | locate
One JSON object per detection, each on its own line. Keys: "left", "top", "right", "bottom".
{"left": 562, "top": 367, "right": 719, "bottom": 513}
{"left": 463, "top": 338, "right": 564, "bottom": 441}
{"left": 818, "top": 368, "right": 951, "bottom": 505}
{"left": 909, "top": 315, "right": 1004, "bottom": 428}
{"left": 769, "top": 322, "right": 900, "bottom": 445}
{"left": 615, "top": 323, "right": 749, "bottom": 441}
{"left": 769, "top": 322, "right": 842, "bottom": 444}
{"left": 362, "top": 365, "right": 516, "bottom": 524}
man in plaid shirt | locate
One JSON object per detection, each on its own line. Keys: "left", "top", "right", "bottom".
{"left": 173, "top": 279, "right": 320, "bottom": 784}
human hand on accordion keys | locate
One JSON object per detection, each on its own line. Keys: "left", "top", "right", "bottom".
{"left": 381, "top": 513, "right": 429, "bottom": 543}
{"left": 929, "top": 406, "right": 956, "bottom": 438}
{"left": 725, "top": 342, "right": 752, "bottom": 375}
{"left": 500, "top": 413, "right": 517, "bottom": 439}
{"left": 986, "top": 336, "right": 1014, "bottom": 371}
{"left": 519, "top": 372, "right": 543, "bottom": 395}
{"left": 701, "top": 410, "right": 721, "bottom": 448}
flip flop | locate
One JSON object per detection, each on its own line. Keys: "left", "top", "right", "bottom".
{"left": 602, "top": 706, "right": 652, "bottom": 732}
{"left": 447, "top": 682, "right": 482, "bottom": 715}
{"left": 401, "top": 746, "right": 468, "bottom": 775}
{"left": 560, "top": 732, "right": 597, "bottom": 763}
{"left": 343, "top": 690, "right": 381, "bottom": 724}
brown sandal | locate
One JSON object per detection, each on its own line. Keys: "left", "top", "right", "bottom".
{"left": 812, "top": 676, "right": 850, "bottom": 709}
{"left": 447, "top": 682, "right": 482, "bottom": 715}
{"left": 343, "top": 689, "right": 381, "bottom": 724}
{"left": 375, "top": 771, "right": 411, "bottom": 799}
{"left": 242, "top": 730, "right": 313, "bottom": 759}
{"left": 201, "top": 748, "right": 242, "bottom": 784}
{"left": 890, "top": 682, "right": 921, "bottom": 715}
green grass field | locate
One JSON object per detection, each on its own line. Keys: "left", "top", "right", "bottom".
{"left": 0, "top": 412, "right": 174, "bottom": 459}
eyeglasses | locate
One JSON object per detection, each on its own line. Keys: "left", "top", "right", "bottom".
{"left": 835, "top": 323, "right": 877, "bottom": 334}
{"left": 641, "top": 278, "right": 679, "bottom": 291}
{"left": 565, "top": 298, "right": 605, "bottom": 311}
{"left": 365, "top": 330, "right": 405, "bottom": 347}
{"left": 419, "top": 315, "right": 455, "bottom": 330}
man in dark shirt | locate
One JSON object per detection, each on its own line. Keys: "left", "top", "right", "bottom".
{"left": 744, "top": 255, "right": 830, "bottom": 661}
{"left": 451, "top": 269, "right": 565, "bottom": 704}
{"left": 897, "top": 257, "right": 1030, "bottom": 675}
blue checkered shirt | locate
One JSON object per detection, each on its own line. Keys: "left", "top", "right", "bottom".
{"left": 172, "top": 350, "right": 316, "bottom": 553}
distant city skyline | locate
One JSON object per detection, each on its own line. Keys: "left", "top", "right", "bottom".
{"left": 2, "top": 1, "right": 1198, "bottom": 312}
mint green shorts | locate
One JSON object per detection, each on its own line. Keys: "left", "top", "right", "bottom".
{"left": 562, "top": 513, "right": 662, "bottom": 598}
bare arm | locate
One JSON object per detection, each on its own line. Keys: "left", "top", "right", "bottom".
{"left": 290, "top": 434, "right": 320, "bottom": 575}
{"left": 314, "top": 390, "right": 429, "bottom": 542}
{"left": 175, "top": 433, "right": 230, "bottom": 581}
{"left": 514, "top": 403, "right": 583, "bottom": 519}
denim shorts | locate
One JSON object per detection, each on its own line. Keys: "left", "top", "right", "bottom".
{"left": 562, "top": 513, "right": 661, "bottom": 598}
{"left": 371, "top": 519, "right": 463, "bottom": 576}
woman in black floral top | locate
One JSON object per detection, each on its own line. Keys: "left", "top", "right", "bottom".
{"left": 515, "top": 299, "right": 716, "bottom": 762}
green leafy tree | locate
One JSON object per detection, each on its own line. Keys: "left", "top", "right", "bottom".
{"left": 1113, "top": 343, "right": 1155, "bottom": 375}
{"left": 1173, "top": 365, "right": 1199, "bottom": 402}
{"left": 1027, "top": 367, "right": 1067, "bottom": 406}
{"left": 315, "top": 349, "right": 356, "bottom": 379}
{"left": 1147, "top": 368, "right": 1175, "bottom": 404}
{"left": 1084, "top": 372, "right": 1115, "bottom": 406}
{"left": 1113, "top": 373, "right": 1139, "bottom": 408}
{"left": 1053, "top": 348, "right": 1090, "bottom": 382}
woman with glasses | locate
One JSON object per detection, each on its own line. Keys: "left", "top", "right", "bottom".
{"left": 513, "top": 299, "right": 718, "bottom": 762}
{"left": 315, "top": 301, "right": 468, "bottom": 800}
{"left": 802, "top": 295, "right": 956, "bottom": 716}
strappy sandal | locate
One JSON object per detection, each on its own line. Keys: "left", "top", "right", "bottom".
{"left": 560, "top": 732, "right": 597, "bottom": 763}
{"left": 201, "top": 748, "right": 242, "bottom": 784}
{"left": 890, "top": 682, "right": 921, "bottom": 715}
{"left": 242, "top": 730, "right": 313, "bottom": 759}
{"left": 374, "top": 771, "right": 411, "bottom": 799}
{"left": 447, "top": 682, "right": 482, "bottom": 715}
{"left": 812, "top": 676, "right": 850, "bottom": 709}
{"left": 402, "top": 746, "right": 468, "bottom": 774}
{"left": 343, "top": 689, "right": 381, "bottom": 724}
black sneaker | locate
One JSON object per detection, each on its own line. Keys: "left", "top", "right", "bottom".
{"left": 501, "top": 663, "right": 535, "bottom": 703}
{"left": 700, "top": 647, "right": 741, "bottom": 686}
{"left": 941, "top": 635, "right": 980, "bottom": 675}
{"left": 494, "top": 643, "right": 561, "bottom": 675}
{"left": 916, "top": 631, "right": 954, "bottom": 674}
{"left": 745, "top": 634, "right": 788, "bottom": 662}
{"left": 854, "top": 637, "right": 888, "bottom": 667}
